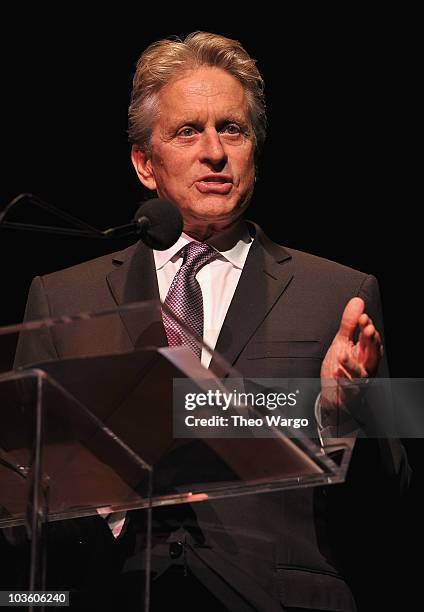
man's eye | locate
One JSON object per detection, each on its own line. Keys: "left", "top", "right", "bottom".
{"left": 177, "top": 127, "right": 196, "bottom": 137}
{"left": 222, "top": 124, "right": 241, "bottom": 134}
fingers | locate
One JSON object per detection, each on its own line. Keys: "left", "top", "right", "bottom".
{"left": 322, "top": 298, "right": 384, "bottom": 384}
{"left": 340, "top": 301, "right": 384, "bottom": 361}
{"left": 357, "top": 318, "right": 383, "bottom": 373}
{"left": 338, "top": 297, "right": 365, "bottom": 340}
{"left": 358, "top": 313, "right": 371, "bottom": 328}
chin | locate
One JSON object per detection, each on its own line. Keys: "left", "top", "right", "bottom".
{"left": 192, "top": 209, "right": 238, "bottom": 224}
{"left": 194, "top": 197, "right": 242, "bottom": 217}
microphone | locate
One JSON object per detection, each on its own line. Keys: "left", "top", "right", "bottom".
{"left": 104, "top": 198, "right": 183, "bottom": 250}
{"left": 135, "top": 198, "right": 184, "bottom": 250}
{"left": 0, "top": 194, "right": 183, "bottom": 250}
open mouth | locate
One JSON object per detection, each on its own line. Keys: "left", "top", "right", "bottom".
{"left": 202, "top": 177, "right": 229, "bottom": 182}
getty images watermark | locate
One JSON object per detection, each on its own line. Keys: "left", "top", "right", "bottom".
{"left": 173, "top": 377, "right": 424, "bottom": 439}
{"left": 173, "top": 379, "right": 318, "bottom": 438}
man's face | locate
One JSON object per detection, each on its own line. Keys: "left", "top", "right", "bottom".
{"left": 132, "top": 66, "right": 256, "bottom": 235}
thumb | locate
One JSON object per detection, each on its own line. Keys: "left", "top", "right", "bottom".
{"left": 338, "top": 297, "right": 365, "bottom": 340}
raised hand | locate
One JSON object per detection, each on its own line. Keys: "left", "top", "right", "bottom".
{"left": 320, "top": 297, "right": 383, "bottom": 410}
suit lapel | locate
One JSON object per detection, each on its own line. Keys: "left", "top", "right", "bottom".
{"left": 106, "top": 241, "right": 167, "bottom": 348}
{"left": 210, "top": 225, "right": 293, "bottom": 374}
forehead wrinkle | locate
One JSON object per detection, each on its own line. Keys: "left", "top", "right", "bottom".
{"left": 186, "top": 81, "right": 221, "bottom": 97}
{"left": 184, "top": 71, "right": 239, "bottom": 97}
{"left": 171, "top": 73, "right": 246, "bottom": 105}
{"left": 160, "top": 103, "right": 250, "bottom": 130}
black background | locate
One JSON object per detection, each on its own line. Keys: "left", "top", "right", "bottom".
{"left": 1, "top": 8, "right": 421, "bottom": 607}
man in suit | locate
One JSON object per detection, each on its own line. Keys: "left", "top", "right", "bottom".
{"left": 12, "top": 32, "right": 409, "bottom": 611}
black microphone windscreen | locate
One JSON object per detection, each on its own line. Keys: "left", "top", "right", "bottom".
{"left": 134, "top": 198, "right": 183, "bottom": 250}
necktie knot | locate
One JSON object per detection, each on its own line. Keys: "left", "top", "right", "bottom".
{"left": 181, "top": 241, "right": 217, "bottom": 275}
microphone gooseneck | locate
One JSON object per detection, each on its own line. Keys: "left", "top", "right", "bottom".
{"left": 0, "top": 193, "right": 183, "bottom": 250}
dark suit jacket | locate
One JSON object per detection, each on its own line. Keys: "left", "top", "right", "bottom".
{"left": 12, "top": 225, "right": 410, "bottom": 611}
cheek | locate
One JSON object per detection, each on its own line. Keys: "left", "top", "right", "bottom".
{"left": 237, "top": 146, "right": 255, "bottom": 173}
{"left": 157, "top": 155, "right": 191, "bottom": 184}
{"left": 238, "top": 158, "right": 255, "bottom": 186}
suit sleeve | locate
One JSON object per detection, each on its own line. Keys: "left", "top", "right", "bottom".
{"left": 14, "top": 275, "right": 59, "bottom": 368}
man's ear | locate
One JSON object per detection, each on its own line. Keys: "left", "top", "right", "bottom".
{"left": 131, "top": 145, "right": 157, "bottom": 191}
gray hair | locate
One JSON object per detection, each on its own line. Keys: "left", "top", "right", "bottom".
{"left": 128, "top": 31, "right": 266, "bottom": 162}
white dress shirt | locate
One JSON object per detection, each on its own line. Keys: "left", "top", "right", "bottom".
{"left": 154, "top": 221, "right": 253, "bottom": 367}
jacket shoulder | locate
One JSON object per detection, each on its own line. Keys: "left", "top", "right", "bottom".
{"left": 286, "top": 246, "right": 369, "bottom": 283}
{"left": 40, "top": 242, "right": 138, "bottom": 288}
{"left": 252, "top": 223, "right": 371, "bottom": 288}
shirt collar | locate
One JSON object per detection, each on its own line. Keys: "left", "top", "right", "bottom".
{"left": 153, "top": 219, "right": 252, "bottom": 271}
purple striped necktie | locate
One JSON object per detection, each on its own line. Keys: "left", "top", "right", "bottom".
{"left": 162, "top": 241, "right": 218, "bottom": 358}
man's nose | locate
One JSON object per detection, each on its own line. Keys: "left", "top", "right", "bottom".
{"left": 199, "top": 129, "right": 227, "bottom": 167}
